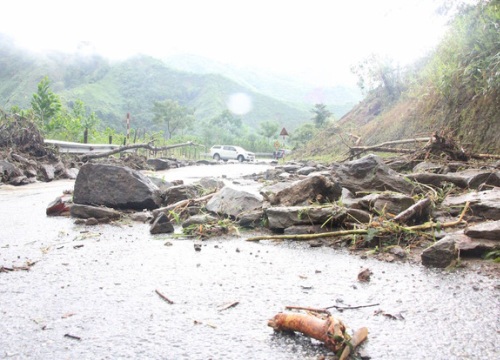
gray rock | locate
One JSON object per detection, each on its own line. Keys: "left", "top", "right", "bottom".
{"left": 150, "top": 213, "right": 174, "bottom": 234}
{"left": 454, "top": 233, "right": 499, "bottom": 255}
{"left": 70, "top": 204, "right": 121, "bottom": 220}
{"left": 421, "top": 237, "right": 458, "bottom": 268}
{"left": 147, "top": 158, "right": 178, "bottom": 171}
{"left": 206, "top": 187, "right": 263, "bottom": 218}
{"left": 0, "top": 160, "right": 23, "bottom": 181}
{"left": 284, "top": 225, "right": 327, "bottom": 235}
{"left": 359, "top": 192, "right": 415, "bottom": 215}
{"left": 73, "top": 163, "right": 162, "bottom": 210}
{"left": 39, "top": 164, "right": 55, "bottom": 181}
{"left": 282, "top": 165, "right": 301, "bottom": 173}
{"left": 442, "top": 188, "right": 500, "bottom": 220}
{"left": 197, "top": 177, "right": 225, "bottom": 191}
{"left": 148, "top": 176, "right": 174, "bottom": 192}
{"left": 345, "top": 208, "right": 372, "bottom": 223}
{"left": 388, "top": 245, "right": 406, "bottom": 258}
{"left": 129, "top": 211, "right": 154, "bottom": 223}
{"left": 63, "top": 167, "right": 79, "bottom": 179}
{"left": 262, "top": 174, "right": 342, "bottom": 206}
{"left": 331, "top": 154, "right": 417, "bottom": 195}
{"left": 296, "top": 166, "right": 317, "bottom": 175}
{"left": 182, "top": 214, "right": 217, "bottom": 228}
{"left": 162, "top": 184, "right": 201, "bottom": 206}
{"left": 266, "top": 205, "right": 346, "bottom": 230}
{"left": 238, "top": 210, "right": 264, "bottom": 228}
{"left": 464, "top": 220, "right": 500, "bottom": 240}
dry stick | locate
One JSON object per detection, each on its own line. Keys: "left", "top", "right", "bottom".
{"left": 246, "top": 202, "right": 470, "bottom": 242}
{"left": 155, "top": 289, "right": 174, "bottom": 304}
{"left": 246, "top": 229, "right": 369, "bottom": 242}
{"left": 285, "top": 303, "right": 379, "bottom": 314}
{"left": 325, "top": 303, "right": 379, "bottom": 311}
{"left": 285, "top": 305, "right": 331, "bottom": 314}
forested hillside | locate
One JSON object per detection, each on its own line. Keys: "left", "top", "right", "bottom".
{"left": 299, "top": 0, "right": 500, "bottom": 159}
{"left": 1, "top": 34, "right": 339, "bottom": 141}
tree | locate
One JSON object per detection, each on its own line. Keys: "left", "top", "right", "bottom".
{"left": 152, "top": 99, "right": 195, "bottom": 139}
{"left": 258, "top": 120, "right": 279, "bottom": 143}
{"left": 31, "top": 76, "right": 61, "bottom": 128}
{"left": 350, "top": 54, "right": 404, "bottom": 99}
{"left": 205, "top": 110, "right": 243, "bottom": 145}
{"left": 291, "top": 123, "right": 317, "bottom": 147}
{"left": 310, "top": 104, "right": 331, "bottom": 128}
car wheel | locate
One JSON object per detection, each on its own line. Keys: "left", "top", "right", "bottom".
{"left": 213, "top": 154, "right": 220, "bottom": 161}
{"left": 237, "top": 155, "right": 244, "bottom": 162}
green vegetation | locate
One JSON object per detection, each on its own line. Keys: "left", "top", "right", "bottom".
{"left": 298, "top": 0, "right": 500, "bottom": 161}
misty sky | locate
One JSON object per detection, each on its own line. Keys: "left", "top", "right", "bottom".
{"left": 1, "top": 0, "right": 451, "bottom": 87}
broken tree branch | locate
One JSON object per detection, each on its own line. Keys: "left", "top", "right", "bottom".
{"left": 78, "top": 141, "right": 199, "bottom": 161}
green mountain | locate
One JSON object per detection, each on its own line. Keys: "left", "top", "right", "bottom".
{"left": 0, "top": 34, "right": 359, "bottom": 136}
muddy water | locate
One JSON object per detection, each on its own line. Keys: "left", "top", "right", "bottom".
{"left": 0, "top": 164, "right": 499, "bottom": 359}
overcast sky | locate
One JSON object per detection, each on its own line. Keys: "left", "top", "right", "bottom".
{"left": 1, "top": 0, "right": 451, "bottom": 87}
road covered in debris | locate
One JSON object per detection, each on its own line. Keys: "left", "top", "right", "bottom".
{"left": 0, "top": 163, "right": 499, "bottom": 359}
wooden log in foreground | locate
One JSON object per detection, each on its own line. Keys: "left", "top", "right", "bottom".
{"left": 268, "top": 311, "right": 368, "bottom": 355}
{"left": 268, "top": 312, "right": 348, "bottom": 353}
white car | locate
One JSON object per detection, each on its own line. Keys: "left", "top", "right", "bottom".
{"left": 210, "top": 145, "right": 255, "bottom": 162}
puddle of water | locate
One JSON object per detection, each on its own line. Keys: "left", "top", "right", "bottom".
{"left": 0, "top": 166, "right": 498, "bottom": 359}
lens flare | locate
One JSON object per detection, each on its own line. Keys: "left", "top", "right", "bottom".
{"left": 227, "top": 92, "right": 253, "bottom": 115}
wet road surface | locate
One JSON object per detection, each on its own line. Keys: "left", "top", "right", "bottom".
{"left": 0, "top": 164, "right": 499, "bottom": 359}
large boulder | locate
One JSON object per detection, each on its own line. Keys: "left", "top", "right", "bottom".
{"left": 331, "top": 154, "right": 417, "bottom": 195}
{"left": 260, "top": 174, "right": 342, "bottom": 206}
{"left": 206, "top": 187, "right": 263, "bottom": 218}
{"left": 73, "top": 163, "right": 161, "bottom": 210}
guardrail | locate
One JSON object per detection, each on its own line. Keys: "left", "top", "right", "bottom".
{"left": 44, "top": 140, "right": 123, "bottom": 154}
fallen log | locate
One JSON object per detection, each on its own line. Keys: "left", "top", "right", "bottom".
{"left": 345, "top": 137, "right": 431, "bottom": 160}
{"left": 78, "top": 141, "right": 200, "bottom": 162}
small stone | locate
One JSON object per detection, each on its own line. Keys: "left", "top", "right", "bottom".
{"left": 85, "top": 218, "right": 99, "bottom": 226}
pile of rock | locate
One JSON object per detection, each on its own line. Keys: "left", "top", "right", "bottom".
{"left": 47, "top": 154, "right": 500, "bottom": 268}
